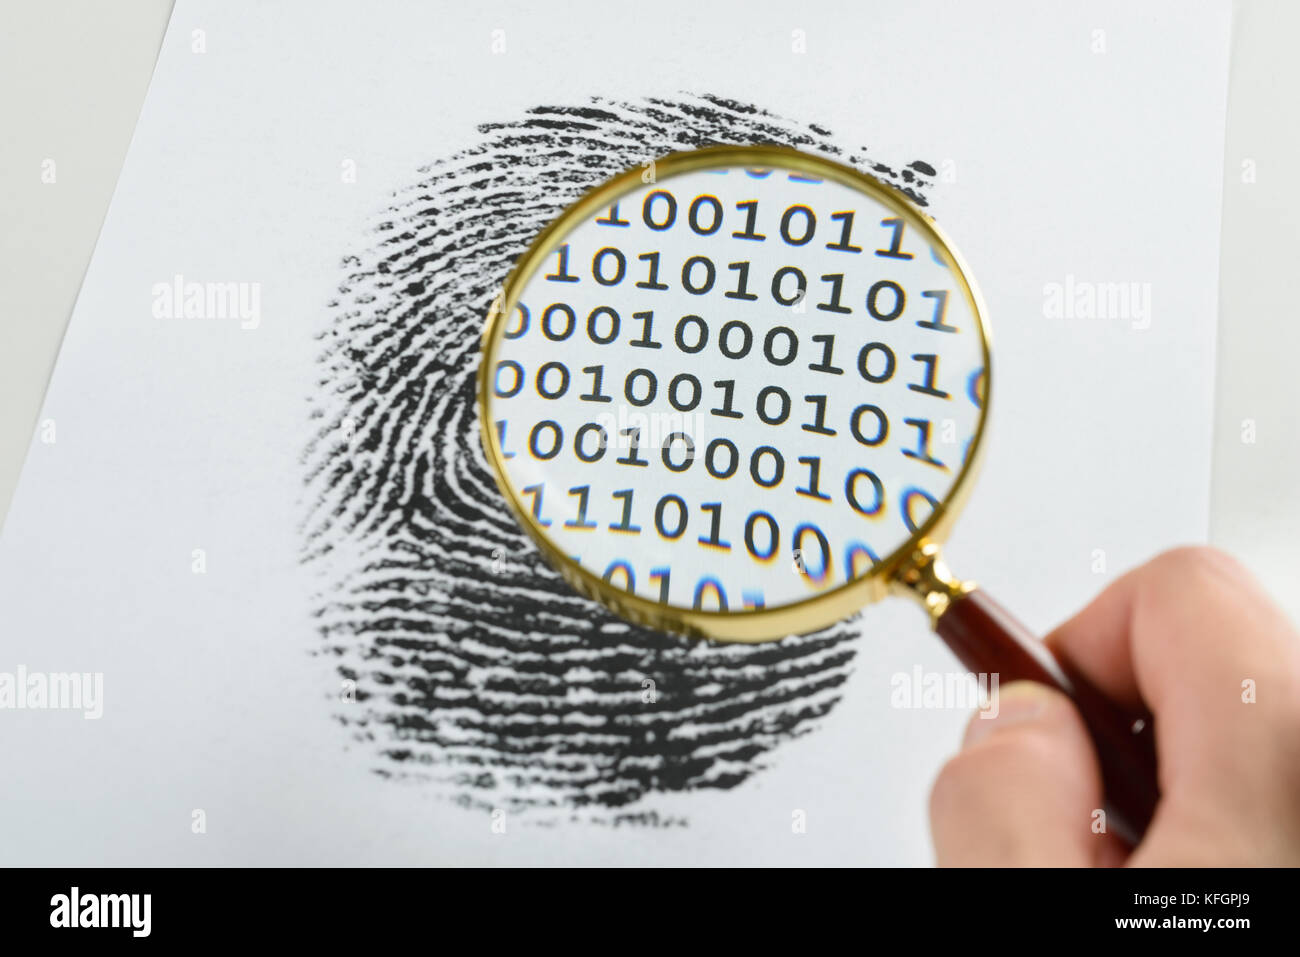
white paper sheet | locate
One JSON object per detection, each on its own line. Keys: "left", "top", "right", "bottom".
{"left": 0, "top": 0, "right": 1231, "bottom": 865}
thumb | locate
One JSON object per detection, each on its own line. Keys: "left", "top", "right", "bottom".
{"left": 929, "top": 680, "right": 1118, "bottom": 866}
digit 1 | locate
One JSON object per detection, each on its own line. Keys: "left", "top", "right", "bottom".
{"left": 617, "top": 427, "right": 649, "bottom": 466}
{"left": 637, "top": 252, "right": 668, "bottom": 290}
{"left": 698, "top": 502, "right": 732, "bottom": 550}
{"left": 564, "top": 485, "right": 598, "bottom": 529}
{"left": 919, "top": 290, "right": 958, "bottom": 333}
{"left": 520, "top": 483, "right": 552, "bottom": 526}
{"left": 801, "top": 395, "right": 837, "bottom": 435}
{"left": 876, "top": 217, "right": 914, "bottom": 260}
{"left": 826, "top": 211, "right": 862, "bottom": 252}
{"left": 816, "top": 273, "right": 851, "bottom": 314}
{"left": 710, "top": 380, "right": 744, "bottom": 419}
{"left": 609, "top": 489, "right": 642, "bottom": 533}
{"left": 732, "top": 200, "right": 767, "bottom": 241}
{"left": 650, "top": 566, "right": 672, "bottom": 603}
{"left": 630, "top": 310, "right": 663, "bottom": 349}
{"left": 726, "top": 261, "right": 759, "bottom": 300}
{"left": 595, "top": 202, "right": 630, "bottom": 226}
{"left": 909, "top": 354, "right": 951, "bottom": 399}
{"left": 493, "top": 419, "right": 515, "bottom": 459}
{"left": 796, "top": 456, "right": 832, "bottom": 501}
{"left": 545, "top": 243, "right": 580, "bottom": 282}
{"left": 808, "top": 334, "right": 844, "bottom": 375}
{"left": 902, "top": 419, "right": 947, "bottom": 470}
{"left": 580, "top": 364, "right": 612, "bottom": 403}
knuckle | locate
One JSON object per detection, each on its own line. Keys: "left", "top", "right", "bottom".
{"left": 1152, "top": 545, "right": 1247, "bottom": 586}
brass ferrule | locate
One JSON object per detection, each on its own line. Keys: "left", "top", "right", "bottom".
{"left": 890, "top": 542, "right": 976, "bottom": 628}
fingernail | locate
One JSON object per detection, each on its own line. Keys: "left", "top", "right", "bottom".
{"left": 963, "top": 681, "right": 1050, "bottom": 748}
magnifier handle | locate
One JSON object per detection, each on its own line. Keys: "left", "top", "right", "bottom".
{"left": 934, "top": 587, "right": 1158, "bottom": 845}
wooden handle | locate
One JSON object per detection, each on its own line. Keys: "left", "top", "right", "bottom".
{"left": 935, "top": 588, "right": 1159, "bottom": 845}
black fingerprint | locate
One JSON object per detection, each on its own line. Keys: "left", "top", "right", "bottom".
{"left": 300, "top": 94, "right": 935, "bottom": 823}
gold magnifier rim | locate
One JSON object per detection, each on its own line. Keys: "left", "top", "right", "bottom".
{"left": 476, "top": 144, "right": 992, "bottom": 642}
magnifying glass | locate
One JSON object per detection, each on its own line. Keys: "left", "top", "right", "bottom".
{"left": 476, "top": 145, "right": 1158, "bottom": 844}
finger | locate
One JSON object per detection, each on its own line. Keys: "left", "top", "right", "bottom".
{"left": 930, "top": 682, "right": 1114, "bottom": 866}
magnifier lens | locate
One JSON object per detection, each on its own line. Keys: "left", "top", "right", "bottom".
{"left": 482, "top": 150, "right": 988, "bottom": 631}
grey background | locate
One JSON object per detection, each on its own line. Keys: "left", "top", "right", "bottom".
{"left": 1, "top": 0, "right": 1295, "bottom": 617}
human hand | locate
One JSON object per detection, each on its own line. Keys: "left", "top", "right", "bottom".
{"left": 929, "top": 547, "right": 1300, "bottom": 866}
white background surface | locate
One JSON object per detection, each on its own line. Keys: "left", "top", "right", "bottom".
{"left": 4, "top": 1, "right": 1296, "bottom": 620}
{"left": 0, "top": 0, "right": 1282, "bottom": 865}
